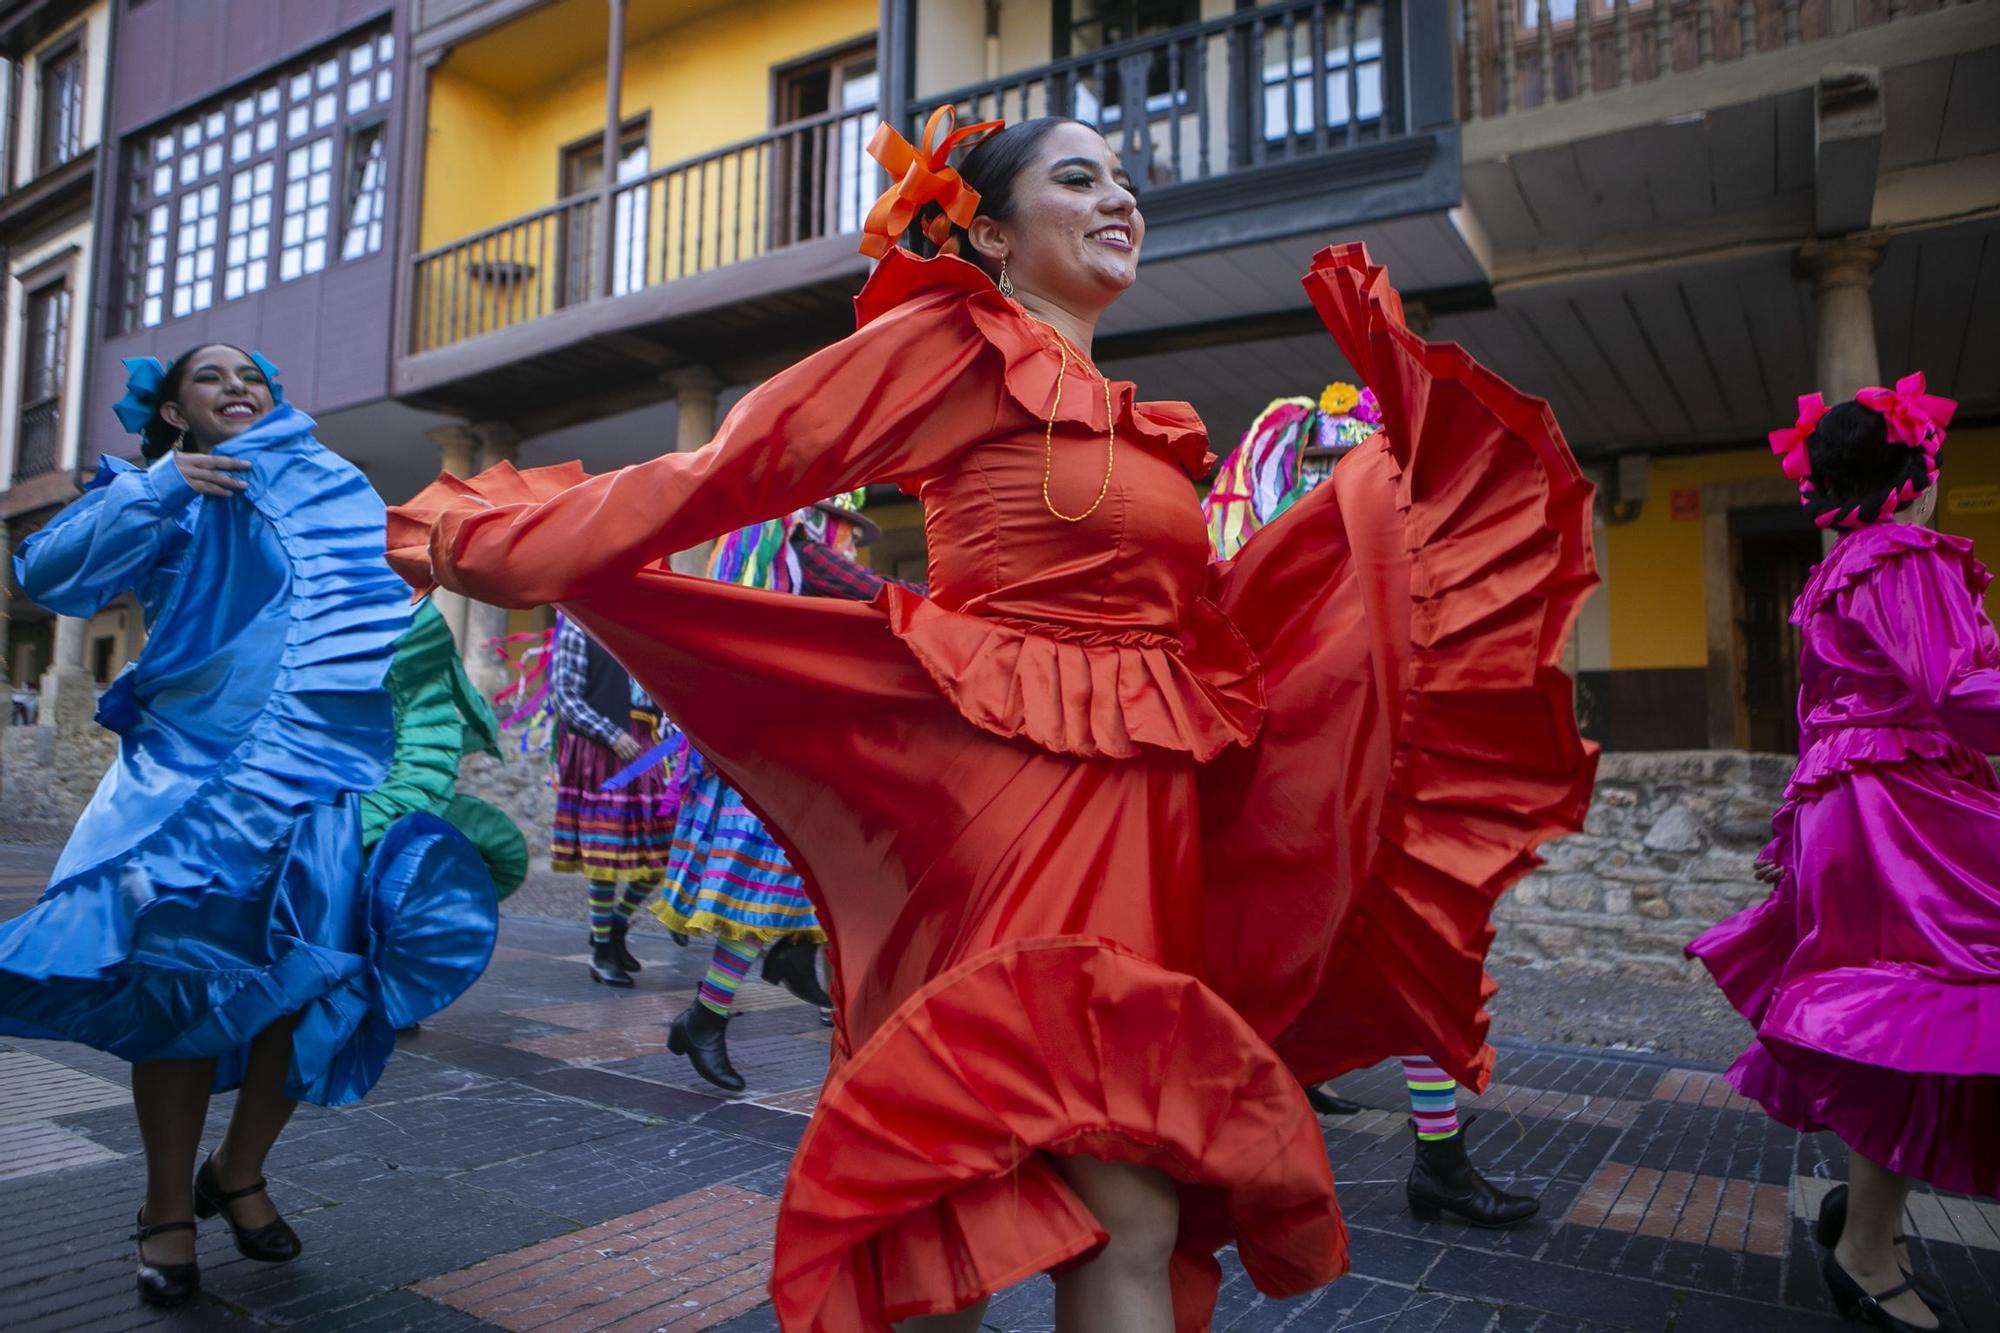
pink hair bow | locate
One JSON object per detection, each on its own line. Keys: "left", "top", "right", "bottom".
{"left": 1768, "top": 392, "right": 1826, "bottom": 487}
{"left": 1856, "top": 371, "right": 1955, "bottom": 474}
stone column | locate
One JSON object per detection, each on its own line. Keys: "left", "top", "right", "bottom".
{"left": 1799, "top": 234, "right": 1884, "bottom": 401}
{"left": 39, "top": 612, "right": 93, "bottom": 731}
{"left": 665, "top": 367, "right": 722, "bottom": 576}
{"left": 422, "top": 424, "right": 479, "bottom": 651}
{"left": 0, "top": 518, "right": 11, "bottom": 695}
{"left": 460, "top": 421, "right": 522, "bottom": 698}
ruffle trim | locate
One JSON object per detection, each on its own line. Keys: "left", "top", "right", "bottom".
{"left": 647, "top": 903, "right": 827, "bottom": 945}
{"left": 387, "top": 459, "right": 592, "bottom": 598}
{"left": 771, "top": 937, "right": 1346, "bottom": 1331}
{"left": 1292, "top": 243, "right": 1600, "bottom": 1090}
{"left": 24, "top": 405, "right": 409, "bottom": 973}
{"left": 1786, "top": 725, "right": 1988, "bottom": 799}
{"left": 877, "top": 583, "right": 1264, "bottom": 761}
{"left": 857, "top": 248, "right": 1216, "bottom": 481}
{"left": 1792, "top": 522, "right": 1993, "bottom": 626}
{"left": 360, "top": 598, "right": 501, "bottom": 847}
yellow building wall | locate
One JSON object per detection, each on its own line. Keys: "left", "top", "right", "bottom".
{"left": 1603, "top": 449, "right": 1772, "bottom": 671}
{"left": 1604, "top": 433, "right": 2000, "bottom": 673}
{"left": 421, "top": 0, "right": 877, "bottom": 251}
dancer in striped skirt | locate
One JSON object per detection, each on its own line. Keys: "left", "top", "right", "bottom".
{"left": 655, "top": 500, "right": 896, "bottom": 1091}
{"left": 549, "top": 612, "right": 676, "bottom": 987}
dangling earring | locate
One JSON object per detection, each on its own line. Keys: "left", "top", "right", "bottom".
{"left": 998, "top": 257, "right": 1014, "bottom": 299}
{"left": 174, "top": 428, "right": 189, "bottom": 452}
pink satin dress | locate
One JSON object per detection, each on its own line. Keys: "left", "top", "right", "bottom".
{"left": 1689, "top": 521, "right": 2000, "bottom": 1196}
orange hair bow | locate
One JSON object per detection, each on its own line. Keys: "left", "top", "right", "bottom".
{"left": 859, "top": 106, "right": 1004, "bottom": 259}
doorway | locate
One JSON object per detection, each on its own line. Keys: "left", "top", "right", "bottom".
{"left": 1732, "top": 505, "right": 1822, "bottom": 755}
{"left": 558, "top": 118, "right": 650, "bottom": 304}
{"left": 772, "top": 40, "right": 878, "bottom": 246}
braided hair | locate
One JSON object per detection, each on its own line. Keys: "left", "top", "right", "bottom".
{"left": 1803, "top": 400, "right": 1938, "bottom": 528}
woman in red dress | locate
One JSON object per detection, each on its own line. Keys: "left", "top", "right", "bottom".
{"left": 389, "top": 116, "right": 1597, "bottom": 1332}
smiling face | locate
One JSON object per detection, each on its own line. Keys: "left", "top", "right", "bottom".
{"left": 159, "top": 345, "right": 275, "bottom": 450}
{"left": 966, "top": 122, "right": 1143, "bottom": 319}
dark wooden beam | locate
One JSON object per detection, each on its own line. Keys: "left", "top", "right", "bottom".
{"left": 1097, "top": 280, "right": 1494, "bottom": 362}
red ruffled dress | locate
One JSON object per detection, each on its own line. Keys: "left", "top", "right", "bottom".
{"left": 388, "top": 244, "right": 1598, "bottom": 1330}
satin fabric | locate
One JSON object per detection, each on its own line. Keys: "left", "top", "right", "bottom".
{"left": 387, "top": 245, "right": 1596, "bottom": 1329}
{"left": 0, "top": 407, "right": 497, "bottom": 1106}
{"left": 1690, "top": 522, "right": 2000, "bottom": 1196}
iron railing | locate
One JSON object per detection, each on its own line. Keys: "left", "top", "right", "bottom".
{"left": 1460, "top": 0, "right": 1957, "bottom": 119}
{"left": 913, "top": 0, "right": 1397, "bottom": 191}
{"left": 12, "top": 402, "right": 59, "bottom": 483}
{"left": 410, "top": 102, "right": 880, "bottom": 353}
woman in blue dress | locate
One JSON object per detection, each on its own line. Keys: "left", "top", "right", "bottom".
{"left": 0, "top": 346, "right": 498, "bottom": 1308}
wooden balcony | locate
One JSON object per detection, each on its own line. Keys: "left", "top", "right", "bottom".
{"left": 1462, "top": 0, "right": 1958, "bottom": 119}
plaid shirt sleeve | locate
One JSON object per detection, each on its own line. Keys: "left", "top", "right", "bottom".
{"left": 793, "top": 531, "right": 915, "bottom": 600}
{"left": 549, "top": 614, "right": 626, "bottom": 750}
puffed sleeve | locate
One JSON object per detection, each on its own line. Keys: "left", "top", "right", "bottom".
{"left": 1847, "top": 536, "right": 2000, "bottom": 753}
{"left": 387, "top": 292, "right": 999, "bottom": 608}
{"left": 14, "top": 455, "right": 199, "bottom": 618}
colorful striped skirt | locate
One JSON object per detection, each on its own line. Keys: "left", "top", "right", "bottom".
{"left": 651, "top": 747, "right": 823, "bottom": 943}
{"left": 550, "top": 716, "right": 676, "bottom": 883}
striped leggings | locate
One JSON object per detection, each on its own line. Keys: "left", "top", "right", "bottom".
{"left": 1402, "top": 1055, "right": 1460, "bottom": 1140}
{"left": 697, "top": 936, "right": 765, "bottom": 1015}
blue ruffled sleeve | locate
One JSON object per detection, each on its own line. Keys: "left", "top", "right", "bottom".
{"left": 15, "top": 455, "right": 199, "bottom": 618}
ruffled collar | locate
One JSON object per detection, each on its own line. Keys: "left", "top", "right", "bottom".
{"left": 1794, "top": 521, "right": 1991, "bottom": 625}
{"left": 855, "top": 248, "right": 1215, "bottom": 481}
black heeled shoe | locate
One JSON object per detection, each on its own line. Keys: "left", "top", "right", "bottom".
{"left": 608, "top": 918, "right": 643, "bottom": 974}
{"left": 1823, "top": 1252, "right": 1957, "bottom": 1331}
{"left": 1406, "top": 1123, "right": 1541, "bottom": 1228}
{"left": 588, "top": 939, "right": 635, "bottom": 987}
{"left": 761, "top": 937, "right": 833, "bottom": 1008}
{"left": 1305, "top": 1083, "right": 1364, "bottom": 1116}
{"left": 667, "top": 1002, "right": 745, "bottom": 1092}
{"left": 195, "top": 1156, "right": 302, "bottom": 1263}
{"left": 1815, "top": 1185, "right": 1950, "bottom": 1314}
{"left": 133, "top": 1209, "right": 200, "bottom": 1308}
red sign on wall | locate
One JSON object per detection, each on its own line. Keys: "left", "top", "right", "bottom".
{"left": 1670, "top": 488, "right": 1700, "bottom": 522}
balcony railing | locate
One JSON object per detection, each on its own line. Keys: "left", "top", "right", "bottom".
{"left": 410, "top": 103, "right": 879, "bottom": 354}
{"left": 12, "top": 402, "right": 60, "bottom": 484}
{"left": 913, "top": 0, "right": 1396, "bottom": 191}
{"left": 1461, "top": 0, "right": 1947, "bottom": 119}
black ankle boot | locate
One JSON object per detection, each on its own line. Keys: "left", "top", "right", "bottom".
{"left": 133, "top": 1209, "right": 200, "bottom": 1308}
{"left": 588, "top": 939, "right": 634, "bottom": 987}
{"left": 608, "top": 918, "right": 642, "bottom": 973}
{"left": 195, "top": 1155, "right": 301, "bottom": 1263}
{"left": 1406, "top": 1123, "right": 1540, "bottom": 1228}
{"left": 667, "top": 1002, "right": 745, "bottom": 1092}
{"left": 761, "top": 938, "right": 833, "bottom": 1008}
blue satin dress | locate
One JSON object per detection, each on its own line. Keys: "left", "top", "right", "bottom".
{"left": 0, "top": 404, "right": 497, "bottom": 1106}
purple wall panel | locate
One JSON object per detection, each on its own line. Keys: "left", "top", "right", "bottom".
{"left": 87, "top": 2, "right": 406, "bottom": 464}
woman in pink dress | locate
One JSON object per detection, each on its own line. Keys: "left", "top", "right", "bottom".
{"left": 1689, "top": 375, "right": 1990, "bottom": 1333}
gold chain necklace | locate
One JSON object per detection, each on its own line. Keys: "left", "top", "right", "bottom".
{"left": 1029, "top": 317, "right": 1115, "bottom": 523}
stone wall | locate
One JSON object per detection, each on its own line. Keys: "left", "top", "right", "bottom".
{"left": 457, "top": 745, "right": 557, "bottom": 870}
{"left": 1493, "top": 751, "right": 1795, "bottom": 977}
{"left": 0, "top": 675, "right": 118, "bottom": 846}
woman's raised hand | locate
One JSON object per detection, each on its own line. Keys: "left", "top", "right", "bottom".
{"left": 174, "top": 452, "right": 252, "bottom": 497}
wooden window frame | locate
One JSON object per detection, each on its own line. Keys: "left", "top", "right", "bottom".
{"left": 770, "top": 37, "right": 879, "bottom": 128}
{"left": 15, "top": 273, "right": 74, "bottom": 483}
{"left": 336, "top": 108, "right": 390, "bottom": 262}
{"left": 36, "top": 32, "right": 85, "bottom": 176}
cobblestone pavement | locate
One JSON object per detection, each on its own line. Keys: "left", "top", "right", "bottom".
{"left": 2, "top": 843, "right": 1997, "bottom": 1331}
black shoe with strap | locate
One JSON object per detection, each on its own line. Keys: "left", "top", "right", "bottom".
{"left": 1405, "top": 1122, "right": 1541, "bottom": 1228}
{"left": 1304, "top": 1083, "right": 1364, "bottom": 1116}
{"left": 195, "top": 1155, "right": 302, "bottom": 1263}
{"left": 133, "top": 1208, "right": 200, "bottom": 1308}
{"left": 667, "top": 1001, "right": 746, "bottom": 1092}
{"left": 1823, "top": 1252, "right": 1960, "bottom": 1332}
{"left": 1815, "top": 1184, "right": 1950, "bottom": 1314}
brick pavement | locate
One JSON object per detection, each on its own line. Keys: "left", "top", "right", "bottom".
{"left": 0, "top": 841, "right": 1996, "bottom": 1331}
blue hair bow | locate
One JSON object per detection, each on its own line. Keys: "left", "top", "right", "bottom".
{"left": 112, "top": 351, "right": 286, "bottom": 437}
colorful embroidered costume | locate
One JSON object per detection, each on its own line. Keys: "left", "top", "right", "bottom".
{"left": 0, "top": 404, "right": 496, "bottom": 1105}
{"left": 389, "top": 244, "right": 1595, "bottom": 1329}
{"left": 1690, "top": 383, "right": 2000, "bottom": 1196}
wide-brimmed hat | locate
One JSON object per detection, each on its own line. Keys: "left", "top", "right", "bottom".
{"left": 809, "top": 499, "right": 882, "bottom": 546}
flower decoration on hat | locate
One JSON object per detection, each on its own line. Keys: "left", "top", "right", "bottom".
{"left": 859, "top": 106, "right": 1005, "bottom": 259}
{"left": 113, "top": 351, "right": 285, "bottom": 437}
